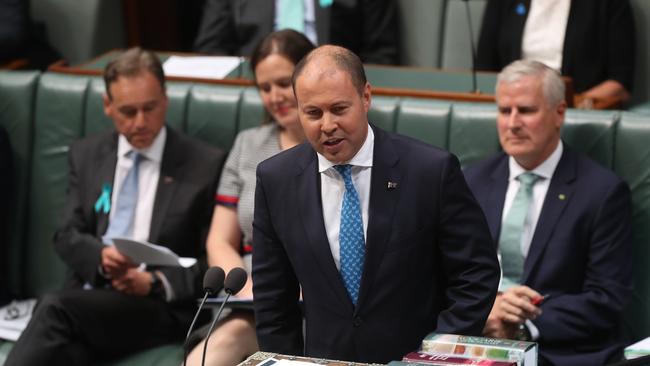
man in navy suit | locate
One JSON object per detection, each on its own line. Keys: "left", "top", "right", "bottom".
{"left": 464, "top": 60, "right": 633, "bottom": 366}
{"left": 252, "top": 45, "right": 500, "bottom": 364}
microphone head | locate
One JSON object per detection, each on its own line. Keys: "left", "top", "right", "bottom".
{"left": 203, "top": 266, "right": 225, "bottom": 295}
{"left": 224, "top": 267, "right": 247, "bottom": 295}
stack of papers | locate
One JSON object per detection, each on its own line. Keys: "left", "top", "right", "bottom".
{"left": 0, "top": 299, "right": 36, "bottom": 341}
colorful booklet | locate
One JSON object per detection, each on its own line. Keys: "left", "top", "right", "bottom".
{"left": 420, "top": 333, "right": 537, "bottom": 366}
{"left": 402, "top": 351, "right": 517, "bottom": 365}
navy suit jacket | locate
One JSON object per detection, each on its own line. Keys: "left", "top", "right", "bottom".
{"left": 464, "top": 147, "right": 633, "bottom": 366}
{"left": 252, "top": 126, "right": 499, "bottom": 364}
{"left": 193, "top": 0, "right": 398, "bottom": 65}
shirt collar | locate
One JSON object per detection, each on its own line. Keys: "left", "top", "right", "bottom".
{"left": 317, "top": 124, "right": 374, "bottom": 173}
{"left": 117, "top": 126, "right": 166, "bottom": 163}
{"left": 508, "top": 140, "right": 563, "bottom": 181}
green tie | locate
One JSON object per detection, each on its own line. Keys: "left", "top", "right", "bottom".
{"left": 499, "top": 172, "right": 540, "bottom": 286}
{"left": 277, "top": 0, "right": 305, "bottom": 32}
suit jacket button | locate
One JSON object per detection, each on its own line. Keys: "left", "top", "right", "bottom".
{"left": 353, "top": 316, "right": 362, "bottom": 327}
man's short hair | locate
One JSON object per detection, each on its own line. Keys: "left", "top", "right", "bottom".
{"left": 103, "top": 47, "right": 165, "bottom": 99}
{"left": 292, "top": 45, "right": 367, "bottom": 95}
{"left": 497, "top": 60, "right": 565, "bottom": 107}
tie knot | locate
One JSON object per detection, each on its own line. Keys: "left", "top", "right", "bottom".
{"left": 128, "top": 151, "right": 142, "bottom": 165}
{"left": 517, "top": 172, "right": 540, "bottom": 187}
{"left": 334, "top": 164, "right": 353, "bottom": 183}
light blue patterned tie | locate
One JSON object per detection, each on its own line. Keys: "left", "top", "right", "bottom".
{"left": 103, "top": 151, "right": 141, "bottom": 242}
{"left": 334, "top": 164, "right": 365, "bottom": 305}
{"left": 277, "top": 0, "right": 305, "bottom": 32}
{"left": 499, "top": 172, "right": 540, "bottom": 285}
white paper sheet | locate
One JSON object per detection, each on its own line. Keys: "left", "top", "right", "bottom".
{"left": 163, "top": 56, "right": 242, "bottom": 79}
{"left": 112, "top": 238, "right": 197, "bottom": 268}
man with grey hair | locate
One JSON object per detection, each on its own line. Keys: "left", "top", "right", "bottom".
{"left": 464, "top": 60, "right": 633, "bottom": 366}
{"left": 5, "top": 47, "right": 225, "bottom": 365}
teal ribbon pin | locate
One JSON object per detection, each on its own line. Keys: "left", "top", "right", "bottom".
{"left": 319, "top": 0, "right": 333, "bottom": 7}
{"left": 94, "top": 183, "right": 111, "bottom": 214}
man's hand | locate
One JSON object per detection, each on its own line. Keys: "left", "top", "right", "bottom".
{"left": 483, "top": 286, "right": 542, "bottom": 339}
{"left": 111, "top": 268, "right": 153, "bottom": 296}
{"left": 483, "top": 310, "right": 519, "bottom": 339}
{"left": 496, "top": 286, "right": 543, "bottom": 324}
{"left": 101, "top": 246, "right": 135, "bottom": 278}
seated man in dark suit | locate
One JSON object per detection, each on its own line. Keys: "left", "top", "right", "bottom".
{"left": 194, "top": 0, "right": 398, "bottom": 65}
{"left": 464, "top": 60, "right": 633, "bottom": 366}
{"left": 252, "top": 45, "right": 500, "bottom": 364}
{"left": 5, "top": 47, "right": 226, "bottom": 365}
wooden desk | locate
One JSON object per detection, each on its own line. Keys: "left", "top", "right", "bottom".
{"left": 48, "top": 50, "right": 498, "bottom": 103}
{"left": 50, "top": 50, "right": 596, "bottom": 107}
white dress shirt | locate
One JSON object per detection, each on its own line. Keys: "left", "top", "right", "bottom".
{"left": 318, "top": 126, "right": 374, "bottom": 270}
{"left": 521, "top": 0, "right": 571, "bottom": 71}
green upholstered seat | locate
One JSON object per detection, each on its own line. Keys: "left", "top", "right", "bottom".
{"left": 238, "top": 87, "right": 266, "bottom": 132}
{"left": 395, "top": 98, "right": 450, "bottom": 149}
{"left": 562, "top": 109, "right": 618, "bottom": 169}
{"left": 448, "top": 102, "right": 500, "bottom": 167}
{"left": 27, "top": 73, "right": 91, "bottom": 296}
{"left": 614, "top": 112, "right": 650, "bottom": 342}
{"left": 369, "top": 96, "right": 400, "bottom": 133}
{"left": 186, "top": 84, "right": 242, "bottom": 151}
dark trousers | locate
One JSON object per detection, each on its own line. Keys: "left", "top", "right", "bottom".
{"left": 5, "top": 288, "right": 186, "bottom": 366}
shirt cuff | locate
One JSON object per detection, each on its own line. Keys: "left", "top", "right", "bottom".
{"left": 525, "top": 319, "right": 540, "bottom": 341}
{"left": 156, "top": 271, "right": 175, "bottom": 302}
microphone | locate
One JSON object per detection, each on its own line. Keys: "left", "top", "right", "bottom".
{"left": 201, "top": 267, "right": 248, "bottom": 366}
{"left": 462, "top": 0, "right": 480, "bottom": 93}
{"left": 183, "top": 266, "right": 225, "bottom": 366}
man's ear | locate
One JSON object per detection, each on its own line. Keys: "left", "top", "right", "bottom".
{"left": 555, "top": 100, "right": 567, "bottom": 129}
{"left": 103, "top": 93, "right": 112, "bottom": 117}
{"left": 362, "top": 82, "right": 372, "bottom": 112}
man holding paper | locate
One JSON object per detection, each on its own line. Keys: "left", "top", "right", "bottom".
{"left": 5, "top": 47, "right": 225, "bottom": 365}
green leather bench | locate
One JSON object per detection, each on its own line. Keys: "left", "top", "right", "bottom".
{"left": 0, "top": 70, "right": 649, "bottom": 364}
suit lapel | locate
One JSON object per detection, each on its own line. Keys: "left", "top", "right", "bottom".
{"left": 295, "top": 148, "right": 350, "bottom": 308}
{"left": 95, "top": 133, "right": 118, "bottom": 236}
{"left": 149, "top": 129, "right": 180, "bottom": 242}
{"left": 355, "top": 127, "right": 400, "bottom": 312}
{"left": 488, "top": 156, "right": 509, "bottom": 246}
{"left": 522, "top": 149, "right": 576, "bottom": 282}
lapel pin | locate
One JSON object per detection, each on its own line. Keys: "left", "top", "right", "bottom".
{"left": 163, "top": 176, "right": 174, "bottom": 184}
{"left": 387, "top": 181, "right": 398, "bottom": 190}
{"left": 558, "top": 194, "right": 566, "bottom": 200}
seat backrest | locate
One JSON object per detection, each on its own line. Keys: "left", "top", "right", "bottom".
{"left": 27, "top": 73, "right": 92, "bottom": 295}
{"left": 562, "top": 109, "right": 618, "bottom": 169}
{"left": 447, "top": 102, "right": 500, "bottom": 167}
{"left": 0, "top": 71, "right": 38, "bottom": 294}
{"left": 614, "top": 112, "right": 650, "bottom": 341}
{"left": 395, "top": 99, "right": 451, "bottom": 149}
